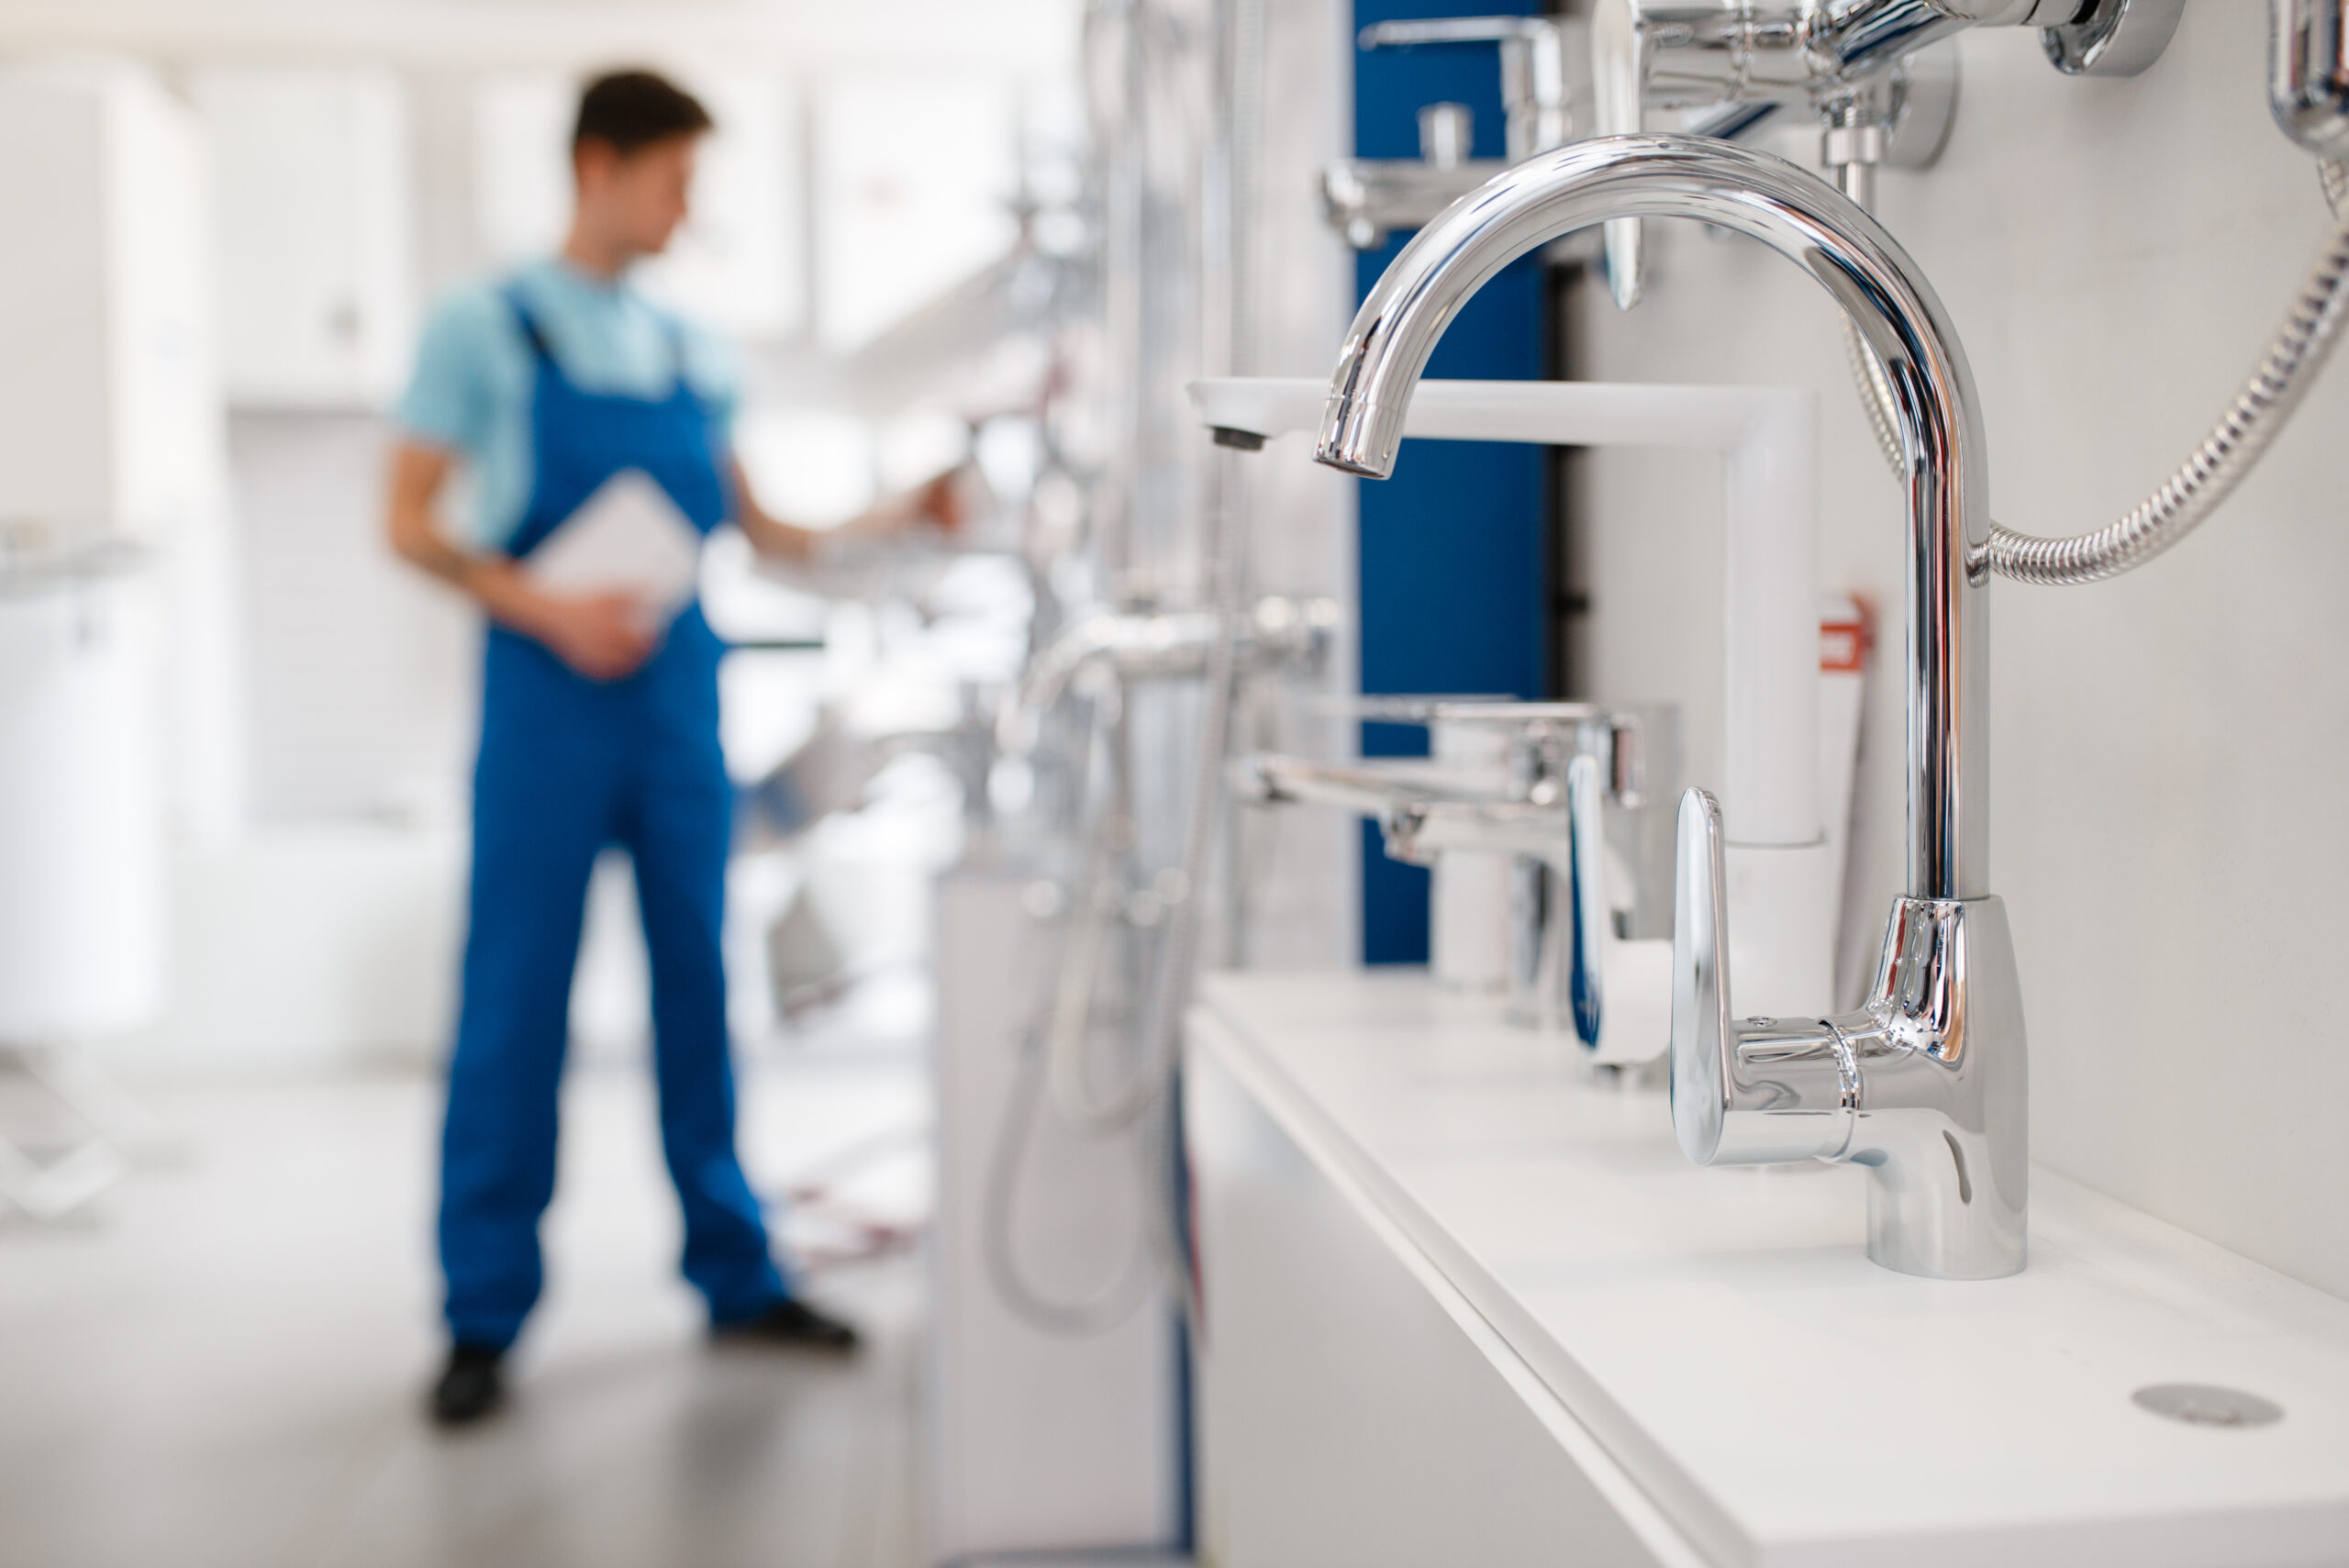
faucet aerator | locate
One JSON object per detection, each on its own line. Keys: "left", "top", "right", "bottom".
{"left": 1313, "top": 395, "right": 1400, "bottom": 478}
{"left": 1316, "top": 452, "right": 1388, "bottom": 479}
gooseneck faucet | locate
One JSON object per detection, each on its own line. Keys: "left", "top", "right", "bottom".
{"left": 1315, "top": 135, "right": 2025, "bottom": 1279}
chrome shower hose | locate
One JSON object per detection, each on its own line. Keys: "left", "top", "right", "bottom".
{"left": 1844, "top": 162, "right": 2349, "bottom": 586}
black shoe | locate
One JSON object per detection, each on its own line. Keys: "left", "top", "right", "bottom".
{"left": 429, "top": 1343, "right": 506, "bottom": 1427}
{"left": 712, "top": 1296, "right": 860, "bottom": 1354}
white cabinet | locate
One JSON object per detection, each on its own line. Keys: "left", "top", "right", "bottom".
{"left": 0, "top": 59, "right": 216, "bottom": 1037}
{"left": 192, "top": 67, "right": 414, "bottom": 409}
{"left": 928, "top": 868, "right": 1186, "bottom": 1562}
{"left": 0, "top": 59, "right": 218, "bottom": 538}
{"left": 1187, "top": 971, "right": 2349, "bottom": 1568}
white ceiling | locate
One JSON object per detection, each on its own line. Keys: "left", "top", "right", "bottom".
{"left": 0, "top": 0, "right": 1080, "bottom": 78}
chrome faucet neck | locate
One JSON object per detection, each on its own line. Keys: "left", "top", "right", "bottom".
{"left": 1315, "top": 134, "right": 1987, "bottom": 900}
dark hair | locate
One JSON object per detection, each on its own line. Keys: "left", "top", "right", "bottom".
{"left": 572, "top": 70, "right": 713, "bottom": 158}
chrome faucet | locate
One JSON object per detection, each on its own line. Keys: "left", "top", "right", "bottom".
{"left": 1316, "top": 135, "right": 2024, "bottom": 1280}
{"left": 1237, "top": 700, "right": 1679, "bottom": 1056}
{"left": 996, "top": 596, "right": 1336, "bottom": 756}
{"left": 1322, "top": 16, "right": 1575, "bottom": 250}
{"left": 1589, "top": 0, "right": 2181, "bottom": 307}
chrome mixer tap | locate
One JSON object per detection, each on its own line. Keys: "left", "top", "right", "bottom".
{"left": 1588, "top": 0, "right": 2182, "bottom": 306}
{"left": 1315, "top": 134, "right": 2024, "bottom": 1279}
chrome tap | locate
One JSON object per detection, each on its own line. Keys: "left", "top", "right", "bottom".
{"left": 1381, "top": 703, "right": 1673, "bottom": 1049}
{"left": 997, "top": 596, "right": 1337, "bottom": 756}
{"left": 1589, "top": 0, "right": 2180, "bottom": 307}
{"left": 1240, "top": 700, "right": 1679, "bottom": 1058}
{"left": 1316, "top": 135, "right": 2024, "bottom": 1279}
{"left": 1385, "top": 755, "right": 1620, "bottom": 1051}
{"left": 1322, "top": 16, "right": 1575, "bottom": 250}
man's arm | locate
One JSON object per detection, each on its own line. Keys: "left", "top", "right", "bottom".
{"left": 729, "top": 456, "right": 960, "bottom": 565}
{"left": 385, "top": 439, "right": 657, "bottom": 682}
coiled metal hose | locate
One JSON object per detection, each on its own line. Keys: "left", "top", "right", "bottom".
{"left": 1843, "top": 162, "right": 2349, "bottom": 585}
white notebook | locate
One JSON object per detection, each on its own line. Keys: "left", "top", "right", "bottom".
{"left": 523, "top": 468, "right": 705, "bottom": 629}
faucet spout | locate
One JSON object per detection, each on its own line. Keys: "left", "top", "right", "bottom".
{"left": 1315, "top": 133, "right": 1987, "bottom": 903}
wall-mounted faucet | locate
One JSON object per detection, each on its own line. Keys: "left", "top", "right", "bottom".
{"left": 1321, "top": 16, "right": 1574, "bottom": 250}
{"left": 1591, "top": 0, "right": 2184, "bottom": 306}
{"left": 1316, "top": 135, "right": 2023, "bottom": 1280}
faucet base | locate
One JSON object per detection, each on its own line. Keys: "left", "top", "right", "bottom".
{"left": 1673, "top": 792, "right": 2028, "bottom": 1278}
{"left": 1842, "top": 895, "right": 2029, "bottom": 1281}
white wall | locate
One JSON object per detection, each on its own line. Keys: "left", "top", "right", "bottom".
{"left": 1563, "top": 2, "right": 2349, "bottom": 1298}
{"left": 0, "top": 0, "right": 1079, "bottom": 78}
{"left": 228, "top": 412, "right": 473, "bottom": 825}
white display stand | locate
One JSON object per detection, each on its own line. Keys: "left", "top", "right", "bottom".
{"left": 928, "top": 866, "right": 1186, "bottom": 1563}
{"left": 1186, "top": 968, "right": 2349, "bottom": 1568}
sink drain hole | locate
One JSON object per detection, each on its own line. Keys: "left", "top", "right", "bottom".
{"left": 2132, "top": 1384, "right": 2283, "bottom": 1429}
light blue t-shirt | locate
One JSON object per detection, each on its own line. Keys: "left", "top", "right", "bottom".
{"left": 396, "top": 259, "right": 739, "bottom": 551}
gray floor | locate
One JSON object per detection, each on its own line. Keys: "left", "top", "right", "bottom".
{"left": 0, "top": 1054, "right": 932, "bottom": 1568}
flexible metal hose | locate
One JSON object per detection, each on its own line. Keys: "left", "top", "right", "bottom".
{"left": 1044, "top": 0, "right": 1266, "bottom": 1140}
{"left": 1842, "top": 163, "right": 2349, "bottom": 585}
{"left": 979, "top": 0, "right": 1266, "bottom": 1338}
{"left": 982, "top": 1021, "right": 1162, "bottom": 1336}
{"left": 974, "top": 0, "right": 1153, "bottom": 1340}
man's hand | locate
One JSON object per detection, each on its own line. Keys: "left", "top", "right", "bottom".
{"left": 731, "top": 456, "right": 968, "bottom": 563}
{"left": 524, "top": 590, "right": 660, "bottom": 682}
{"left": 915, "top": 470, "right": 963, "bottom": 534}
{"left": 386, "top": 441, "right": 659, "bottom": 681}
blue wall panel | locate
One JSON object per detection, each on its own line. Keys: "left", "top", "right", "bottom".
{"left": 1353, "top": 0, "right": 1551, "bottom": 964}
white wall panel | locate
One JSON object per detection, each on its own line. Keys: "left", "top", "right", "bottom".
{"left": 1561, "top": 5, "right": 2349, "bottom": 1297}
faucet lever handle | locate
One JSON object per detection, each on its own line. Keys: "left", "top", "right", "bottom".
{"left": 1564, "top": 752, "right": 1609, "bottom": 1048}
{"left": 1669, "top": 787, "right": 1734, "bottom": 1161}
{"left": 1671, "top": 785, "right": 1856, "bottom": 1166}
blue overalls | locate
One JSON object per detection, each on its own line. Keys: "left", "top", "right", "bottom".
{"left": 437, "top": 289, "right": 786, "bottom": 1351}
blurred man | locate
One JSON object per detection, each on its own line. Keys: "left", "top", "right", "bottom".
{"left": 387, "top": 69, "right": 949, "bottom": 1427}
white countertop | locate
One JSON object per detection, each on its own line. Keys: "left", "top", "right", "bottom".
{"left": 1190, "top": 968, "right": 2349, "bottom": 1568}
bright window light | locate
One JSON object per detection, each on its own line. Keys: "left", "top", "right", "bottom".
{"left": 815, "top": 76, "right": 1019, "bottom": 352}
{"left": 471, "top": 72, "right": 572, "bottom": 267}
{"left": 733, "top": 406, "right": 875, "bottom": 529}
{"left": 636, "top": 72, "right": 807, "bottom": 342}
